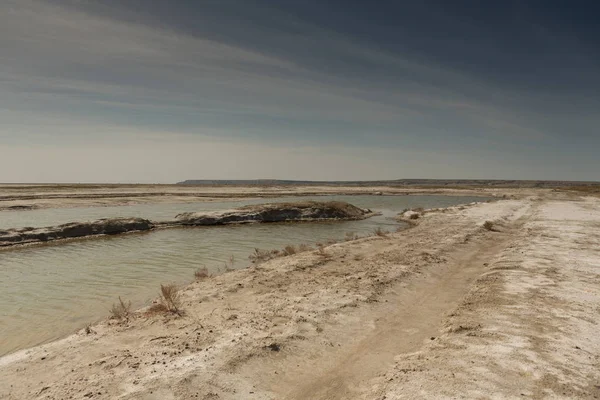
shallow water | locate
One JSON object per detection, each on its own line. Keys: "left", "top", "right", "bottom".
{"left": 0, "top": 195, "right": 488, "bottom": 356}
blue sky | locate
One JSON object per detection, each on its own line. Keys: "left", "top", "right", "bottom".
{"left": 1, "top": 0, "right": 598, "bottom": 182}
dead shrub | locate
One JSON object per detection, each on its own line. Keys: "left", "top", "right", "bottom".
{"left": 194, "top": 266, "right": 210, "bottom": 280}
{"left": 109, "top": 296, "right": 131, "bottom": 320}
{"left": 483, "top": 221, "right": 494, "bottom": 231}
{"left": 159, "top": 284, "right": 182, "bottom": 314}
{"left": 409, "top": 213, "right": 420, "bottom": 220}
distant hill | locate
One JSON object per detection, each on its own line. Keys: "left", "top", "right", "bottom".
{"left": 176, "top": 179, "right": 599, "bottom": 188}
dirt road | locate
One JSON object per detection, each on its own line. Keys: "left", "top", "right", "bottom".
{"left": 1, "top": 192, "right": 598, "bottom": 399}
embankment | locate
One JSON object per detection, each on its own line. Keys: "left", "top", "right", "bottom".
{"left": 0, "top": 201, "right": 373, "bottom": 248}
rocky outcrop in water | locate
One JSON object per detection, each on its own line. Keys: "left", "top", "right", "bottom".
{"left": 0, "top": 218, "right": 154, "bottom": 247}
{"left": 175, "top": 201, "right": 374, "bottom": 226}
{"left": 0, "top": 202, "right": 373, "bottom": 248}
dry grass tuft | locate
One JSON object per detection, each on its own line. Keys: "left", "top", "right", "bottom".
{"left": 147, "top": 303, "right": 169, "bottom": 315}
{"left": 483, "top": 221, "right": 494, "bottom": 231}
{"left": 249, "top": 242, "right": 326, "bottom": 264}
{"left": 298, "top": 243, "right": 312, "bottom": 252}
{"left": 84, "top": 324, "right": 95, "bottom": 335}
{"left": 282, "top": 245, "right": 297, "bottom": 256}
{"left": 223, "top": 255, "right": 236, "bottom": 272}
{"left": 373, "top": 227, "right": 389, "bottom": 237}
{"left": 109, "top": 297, "right": 131, "bottom": 320}
{"left": 249, "top": 248, "right": 282, "bottom": 263}
{"left": 194, "top": 266, "right": 210, "bottom": 280}
{"left": 159, "top": 284, "right": 182, "bottom": 314}
{"left": 345, "top": 232, "right": 359, "bottom": 241}
{"left": 316, "top": 244, "right": 331, "bottom": 259}
{"left": 249, "top": 248, "right": 271, "bottom": 263}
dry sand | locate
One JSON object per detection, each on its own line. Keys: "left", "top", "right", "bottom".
{"left": 1, "top": 190, "right": 599, "bottom": 399}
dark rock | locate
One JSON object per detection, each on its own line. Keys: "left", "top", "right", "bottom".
{"left": 266, "top": 343, "right": 280, "bottom": 352}
{"left": 0, "top": 218, "right": 154, "bottom": 247}
{"left": 5, "top": 205, "right": 37, "bottom": 211}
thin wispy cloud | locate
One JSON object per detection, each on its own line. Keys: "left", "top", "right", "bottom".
{"left": 0, "top": 0, "right": 598, "bottom": 182}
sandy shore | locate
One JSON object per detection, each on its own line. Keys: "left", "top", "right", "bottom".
{"left": 0, "top": 184, "right": 513, "bottom": 210}
{"left": 1, "top": 191, "right": 599, "bottom": 399}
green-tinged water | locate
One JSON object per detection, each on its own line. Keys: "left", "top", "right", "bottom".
{"left": 0, "top": 195, "right": 488, "bottom": 356}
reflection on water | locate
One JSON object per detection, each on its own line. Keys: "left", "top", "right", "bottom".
{"left": 0, "top": 195, "right": 488, "bottom": 356}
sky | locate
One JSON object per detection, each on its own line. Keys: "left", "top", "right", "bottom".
{"left": 1, "top": 0, "right": 598, "bottom": 183}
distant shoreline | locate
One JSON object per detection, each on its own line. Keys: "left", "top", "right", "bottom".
{"left": 0, "top": 184, "right": 507, "bottom": 211}
{"left": 177, "top": 178, "right": 600, "bottom": 188}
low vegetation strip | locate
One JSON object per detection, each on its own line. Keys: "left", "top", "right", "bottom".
{"left": 174, "top": 201, "right": 375, "bottom": 225}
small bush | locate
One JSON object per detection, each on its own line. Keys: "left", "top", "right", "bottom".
{"left": 194, "top": 267, "right": 210, "bottom": 280}
{"left": 483, "top": 221, "right": 494, "bottom": 231}
{"left": 409, "top": 213, "right": 420, "bottom": 220}
{"left": 373, "top": 227, "right": 388, "bottom": 237}
{"left": 160, "top": 284, "right": 181, "bottom": 314}
{"left": 110, "top": 297, "right": 131, "bottom": 320}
